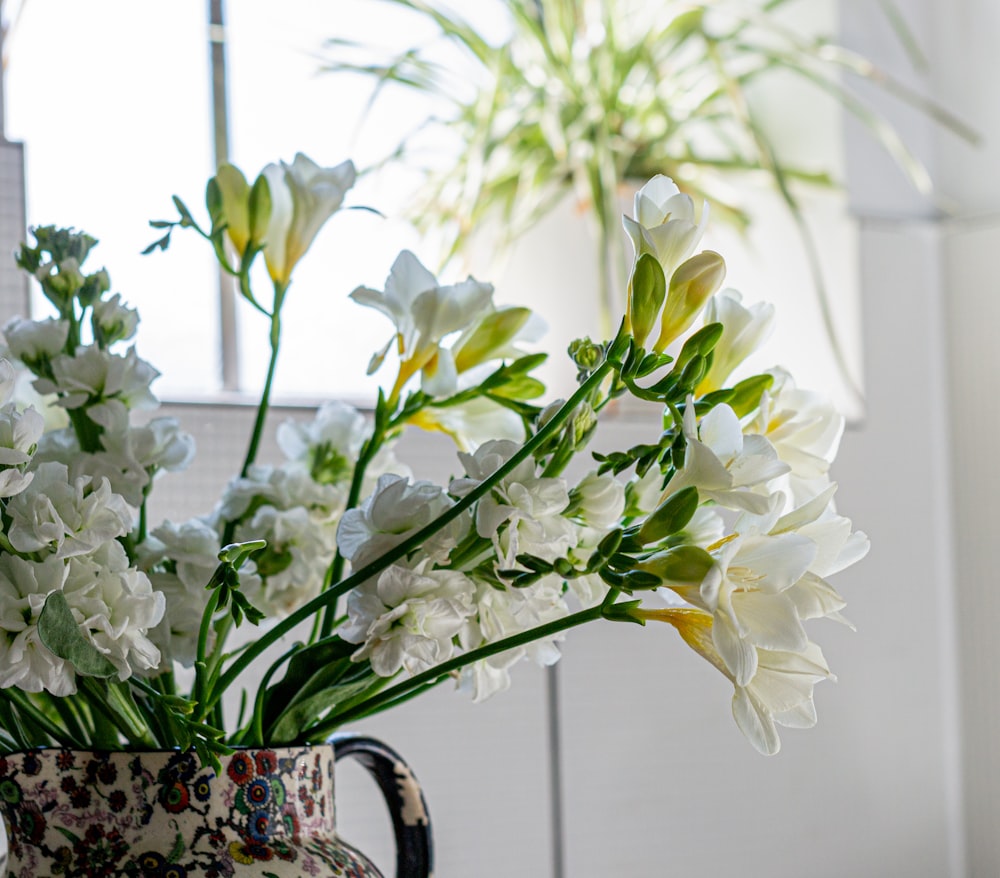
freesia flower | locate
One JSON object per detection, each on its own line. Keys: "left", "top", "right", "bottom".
{"left": 351, "top": 250, "right": 495, "bottom": 399}
{"left": 408, "top": 397, "right": 525, "bottom": 452}
{"left": 623, "top": 175, "right": 708, "bottom": 281}
{"left": 662, "top": 401, "right": 789, "bottom": 514}
{"left": 746, "top": 369, "right": 845, "bottom": 486}
{"left": 696, "top": 290, "right": 776, "bottom": 394}
{"left": 262, "top": 154, "right": 356, "bottom": 285}
{"left": 642, "top": 606, "right": 832, "bottom": 755}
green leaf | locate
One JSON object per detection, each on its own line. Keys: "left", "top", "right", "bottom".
{"left": 261, "top": 637, "right": 361, "bottom": 732}
{"left": 270, "top": 675, "right": 375, "bottom": 744}
{"left": 37, "top": 591, "right": 117, "bottom": 678}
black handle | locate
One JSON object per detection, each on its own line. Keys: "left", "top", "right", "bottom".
{"left": 331, "top": 734, "right": 434, "bottom": 878}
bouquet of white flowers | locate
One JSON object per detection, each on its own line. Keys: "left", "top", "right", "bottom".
{"left": 0, "top": 156, "right": 867, "bottom": 765}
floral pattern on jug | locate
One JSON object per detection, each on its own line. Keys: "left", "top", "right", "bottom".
{"left": 0, "top": 737, "right": 432, "bottom": 878}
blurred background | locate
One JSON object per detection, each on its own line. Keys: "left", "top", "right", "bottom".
{"left": 0, "top": 1, "right": 996, "bottom": 875}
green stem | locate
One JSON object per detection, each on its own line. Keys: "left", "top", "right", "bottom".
{"left": 202, "top": 358, "right": 618, "bottom": 719}
{"left": 307, "top": 603, "right": 608, "bottom": 739}
{"left": 238, "top": 283, "right": 287, "bottom": 483}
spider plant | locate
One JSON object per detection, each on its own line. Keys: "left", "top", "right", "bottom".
{"left": 324, "top": 0, "right": 976, "bottom": 399}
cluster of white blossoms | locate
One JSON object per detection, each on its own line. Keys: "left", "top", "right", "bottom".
{"left": 0, "top": 300, "right": 168, "bottom": 695}
{"left": 339, "top": 448, "right": 624, "bottom": 701}
{"left": 0, "top": 163, "right": 867, "bottom": 759}
{"left": 338, "top": 175, "right": 868, "bottom": 754}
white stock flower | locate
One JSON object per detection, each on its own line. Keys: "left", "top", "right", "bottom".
{"left": 263, "top": 154, "right": 356, "bottom": 285}
{"left": 350, "top": 250, "right": 495, "bottom": 396}
{"left": 6, "top": 461, "right": 132, "bottom": 559}
{"left": 337, "top": 473, "right": 469, "bottom": 571}
{"left": 63, "top": 541, "right": 165, "bottom": 679}
{"left": 570, "top": 471, "right": 625, "bottom": 533}
{"left": 0, "top": 402, "right": 44, "bottom": 498}
{"left": 0, "top": 554, "right": 74, "bottom": 694}
{"left": 697, "top": 290, "right": 776, "bottom": 393}
{"left": 235, "top": 505, "right": 334, "bottom": 616}
{"left": 458, "top": 575, "right": 569, "bottom": 701}
{"left": 34, "top": 345, "right": 158, "bottom": 414}
{"left": 452, "top": 439, "right": 576, "bottom": 570}
{"left": 3, "top": 317, "right": 69, "bottom": 368}
{"left": 342, "top": 563, "right": 476, "bottom": 677}
{"left": 91, "top": 293, "right": 139, "bottom": 344}
{"left": 663, "top": 402, "right": 789, "bottom": 514}
{"left": 277, "top": 400, "right": 366, "bottom": 471}
{"left": 0, "top": 403, "right": 44, "bottom": 467}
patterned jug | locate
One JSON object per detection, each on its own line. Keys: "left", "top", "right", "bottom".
{"left": 0, "top": 734, "right": 432, "bottom": 877}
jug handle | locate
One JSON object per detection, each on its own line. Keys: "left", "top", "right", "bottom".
{"left": 331, "top": 734, "right": 434, "bottom": 878}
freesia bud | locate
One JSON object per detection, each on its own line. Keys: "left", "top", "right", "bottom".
{"left": 213, "top": 164, "right": 252, "bottom": 255}
{"left": 654, "top": 251, "right": 726, "bottom": 351}
{"left": 627, "top": 253, "right": 666, "bottom": 347}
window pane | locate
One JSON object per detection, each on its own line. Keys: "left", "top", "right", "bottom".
{"left": 5, "top": 0, "right": 218, "bottom": 396}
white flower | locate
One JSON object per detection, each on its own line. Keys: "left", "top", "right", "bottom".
{"left": 746, "top": 369, "right": 845, "bottom": 486}
{"left": 342, "top": 563, "right": 476, "bottom": 677}
{"left": 6, "top": 462, "right": 132, "bottom": 559}
{"left": 0, "top": 403, "right": 44, "bottom": 467}
{"left": 0, "top": 545, "right": 164, "bottom": 694}
{"left": 3, "top": 317, "right": 69, "bottom": 368}
{"left": 63, "top": 541, "right": 165, "bottom": 679}
{"left": 338, "top": 473, "right": 469, "bottom": 571}
{"left": 697, "top": 290, "right": 776, "bottom": 394}
{"left": 277, "top": 401, "right": 366, "bottom": 469}
{"left": 34, "top": 345, "right": 158, "bottom": 414}
{"left": 0, "top": 554, "right": 75, "bottom": 695}
{"left": 693, "top": 532, "right": 817, "bottom": 686}
{"left": 408, "top": 397, "right": 526, "bottom": 452}
{"left": 662, "top": 402, "right": 789, "bottom": 514}
{"left": 570, "top": 471, "right": 625, "bottom": 532}
{"left": 458, "top": 575, "right": 569, "bottom": 701}
{"left": 91, "top": 293, "right": 139, "bottom": 344}
{"left": 658, "top": 606, "right": 832, "bottom": 755}
{"left": 624, "top": 175, "right": 707, "bottom": 279}
{"left": 451, "top": 439, "right": 576, "bottom": 570}
{"left": 219, "top": 463, "right": 343, "bottom": 524}
{"left": 350, "top": 250, "right": 495, "bottom": 396}
{"left": 263, "top": 154, "right": 356, "bottom": 285}
{"left": 235, "top": 505, "right": 334, "bottom": 616}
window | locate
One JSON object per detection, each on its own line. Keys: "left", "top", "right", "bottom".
{"left": 5, "top": 0, "right": 862, "bottom": 416}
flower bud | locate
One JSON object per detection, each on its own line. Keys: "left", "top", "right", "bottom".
{"left": 213, "top": 164, "right": 251, "bottom": 254}
{"left": 654, "top": 251, "right": 726, "bottom": 351}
